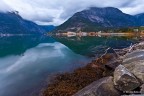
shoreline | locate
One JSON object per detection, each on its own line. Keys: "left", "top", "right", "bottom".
{"left": 41, "top": 49, "right": 124, "bottom": 95}
{"left": 41, "top": 41, "right": 144, "bottom": 96}
{"left": 54, "top": 32, "right": 144, "bottom": 37}
{"left": 42, "top": 53, "right": 114, "bottom": 96}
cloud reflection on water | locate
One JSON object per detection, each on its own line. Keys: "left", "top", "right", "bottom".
{"left": 0, "top": 42, "right": 90, "bottom": 96}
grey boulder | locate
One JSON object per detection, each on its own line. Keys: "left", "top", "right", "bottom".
{"left": 123, "top": 60, "right": 144, "bottom": 83}
{"left": 114, "top": 65, "right": 140, "bottom": 91}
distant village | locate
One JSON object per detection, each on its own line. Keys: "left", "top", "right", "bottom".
{"left": 54, "top": 26, "right": 144, "bottom": 37}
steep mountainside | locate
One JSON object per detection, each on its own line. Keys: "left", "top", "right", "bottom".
{"left": 135, "top": 13, "right": 144, "bottom": 26}
{"left": 0, "top": 12, "right": 45, "bottom": 34}
{"left": 57, "top": 7, "right": 143, "bottom": 32}
{"left": 40, "top": 25, "right": 56, "bottom": 32}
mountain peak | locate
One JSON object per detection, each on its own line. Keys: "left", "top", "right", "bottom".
{"left": 84, "top": 7, "right": 123, "bottom": 16}
{"left": 57, "top": 7, "right": 137, "bottom": 32}
{"left": 86, "top": 7, "right": 122, "bottom": 13}
{"left": 89, "top": 7, "right": 119, "bottom": 10}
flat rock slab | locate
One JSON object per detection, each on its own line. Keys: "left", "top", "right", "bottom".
{"left": 124, "top": 60, "right": 144, "bottom": 83}
{"left": 123, "top": 50, "right": 144, "bottom": 65}
{"left": 122, "top": 49, "right": 144, "bottom": 83}
{"left": 73, "top": 76, "right": 121, "bottom": 96}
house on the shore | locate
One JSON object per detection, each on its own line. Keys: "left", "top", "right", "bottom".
{"left": 67, "top": 31, "right": 76, "bottom": 37}
{"left": 133, "top": 29, "right": 139, "bottom": 32}
{"left": 82, "top": 32, "right": 87, "bottom": 36}
{"left": 61, "top": 32, "right": 67, "bottom": 36}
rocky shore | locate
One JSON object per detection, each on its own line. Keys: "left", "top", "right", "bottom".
{"left": 42, "top": 41, "right": 144, "bottom": 96}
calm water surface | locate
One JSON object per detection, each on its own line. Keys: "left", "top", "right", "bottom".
{"left": 0, "top": 35, "right": 90, "bottom": 96}
{"left": 0, "top": 35, "right": 140, "bottom": 96}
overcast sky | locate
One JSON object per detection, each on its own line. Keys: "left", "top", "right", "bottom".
{"left": 0, "top": 0, "right": 144, "bottom": 25}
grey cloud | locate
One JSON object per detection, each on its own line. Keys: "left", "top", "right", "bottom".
{"left": 59, "top": 0, "right": 137, "bottom": 20}
{"left": 0, "top": 0, "right": 12, "bottom": 12}
{"left": 1, "top": 0, "right": 144, "bottom": 25}
{"left": 120, "top": 0, "right": 144, "bottom": 15}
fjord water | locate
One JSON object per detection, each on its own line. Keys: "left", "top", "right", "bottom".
{"left": 0, "top": 36, "right": 90, "bottom": 96}
{"left": 0, "top": 35, "right": 139, "bottom": 96}
{"left": 54, "top": 36, "right": 139, "bottom": 56}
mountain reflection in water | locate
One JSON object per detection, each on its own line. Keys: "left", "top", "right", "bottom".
{"left": 54, "top": 36, "right": 140, "bottom": 56}
{"left": 0, "top": 35, "right": 90, "bottom": 96}
{"left": 0, "top": 35, "right": 142, "bottom": 96}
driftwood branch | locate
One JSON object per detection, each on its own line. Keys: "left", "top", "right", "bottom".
{"left": 114, "top": 41, "right": 144, "bottom": 56}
